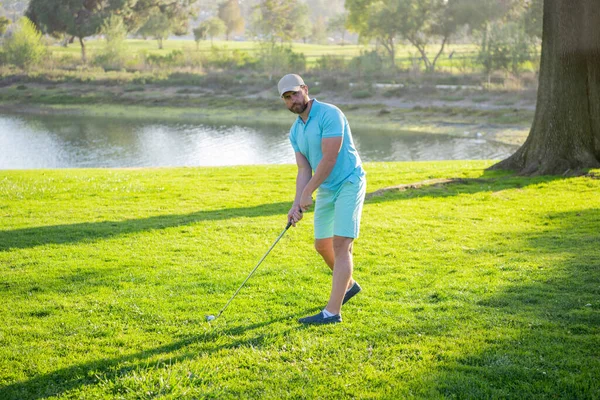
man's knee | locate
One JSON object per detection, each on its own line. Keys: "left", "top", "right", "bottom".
{"left": 314, "top": 238, "right": 332, "bottom": 254}
{"left": 333, "top": 236, "right": 353, "bottom": 254}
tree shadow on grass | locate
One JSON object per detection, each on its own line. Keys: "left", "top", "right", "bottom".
{"left": 1, "top": 170, "right": 573, "bottom": 253}
{"left": 409, "top": 208, "right": 600, "bottom": 398}
{"left": 0, "top": 306, "right": 321, "bottom": 400}
{"left": 0, "top": 202, "right": 292, "bottom": 252}
{"left": 365, "top": 169, "right": 567, "bottom": 204}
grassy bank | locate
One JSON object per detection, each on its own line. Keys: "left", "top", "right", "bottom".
{"left": 1, "top": 161, "right": 599, "bottom": 399}
{"left": 47, "top": 39, "right": 483, "bottom": 70}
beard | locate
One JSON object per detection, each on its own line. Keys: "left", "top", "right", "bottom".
{"left": 287, "top": 100, "right": 309, "bottom": 115}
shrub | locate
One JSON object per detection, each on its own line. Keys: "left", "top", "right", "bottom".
{"left": 145, "top": 50, "right": 185, "bottom": 69}
{"left": 205, "top": 47, "right": 255, "bottom": 70}
{"left": 2, "top": 17, "right": 47, "bottom": 69}
{"left": 309, "top": 86, "right": 321, "bottom": 95}
{"left": 257, "top": 44, "right": 306, "bottom": 77}
{"left": 476, "top": 21, "right": 536, "bottom": 81}
{"left": 351, "top": 89, "right": 372, "bottom": 99}
{"left": 348, "top": 50, "right": 384, "bottom": 80}
{"left": 319, "top": 75, "right": 347, "bottom": 91}
{"left": 94, "top": 16, "right": 128, "bottom": 71}
{"left": 315, "top": 55, "right": 346, "bottom": 73}
{"left": 383, "top": 87, "right": 407, "bottom": 98}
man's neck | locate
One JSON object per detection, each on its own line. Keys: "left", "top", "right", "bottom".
{"left": 300, "top": 99, "right": 314, "bottom": 123}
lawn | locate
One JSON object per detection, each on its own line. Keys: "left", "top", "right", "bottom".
{"left": 0, "top": 161, "right": 599, "bottom": 399}
{"left": 49, "top": 38, "right": 480, "bottom": 69}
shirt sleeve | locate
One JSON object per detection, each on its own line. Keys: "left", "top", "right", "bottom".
{"left": 321, "top": 107, "right": 345, "bottom": 138}
{"left": 289, "top": 126, "right": 300, "bottom": 153}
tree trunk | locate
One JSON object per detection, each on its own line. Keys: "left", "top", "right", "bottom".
{"left": 79, "top": 37, "right": 86, "bottom": 64}
{"left": 380, "top": 37, "right": 396, "bottom": 68}
{"left": 490, "top": 0, "right": 600, "bottom": 175}
{"left": 430, "top": 36, "right": 449, "bottom": 74}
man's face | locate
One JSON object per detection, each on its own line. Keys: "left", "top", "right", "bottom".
{"left": 282, "top": 86, "right": 309, "bottom": 114}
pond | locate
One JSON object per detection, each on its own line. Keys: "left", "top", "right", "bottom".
{"left": 0, "top": 113, "right": 517, "bottom": 169}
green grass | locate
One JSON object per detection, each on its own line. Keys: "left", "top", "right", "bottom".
{"left": 1, "top": 161, "right": 599, "bottom": 399}
{"left": 49, "top": 39, "right": 480, "bottom": 67}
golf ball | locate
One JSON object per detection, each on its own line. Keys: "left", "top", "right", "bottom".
{"left": 206, "top": 315, "right": 215, "bottom": 322}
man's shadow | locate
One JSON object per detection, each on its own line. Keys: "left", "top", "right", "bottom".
{"left": 0, "top": 306, "right": 321, "bottom": 400}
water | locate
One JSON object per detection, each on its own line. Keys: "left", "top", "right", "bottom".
{"left": 0, "top": 113, "right": 517, "bottom": 169}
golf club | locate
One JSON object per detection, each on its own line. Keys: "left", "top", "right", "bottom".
{"left": 206, "top": 218, "right": 296, "bottom": 322}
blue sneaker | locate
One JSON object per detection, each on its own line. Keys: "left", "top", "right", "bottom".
{"left": 298, "top": 311, "right": 341, "bottom": 325}
{"left": 343, "top": 282, "right": 362, "bottom": 305}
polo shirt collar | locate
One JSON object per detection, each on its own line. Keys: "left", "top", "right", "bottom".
{"left": 297, "top": 99, "right": 320, "bottom": 124}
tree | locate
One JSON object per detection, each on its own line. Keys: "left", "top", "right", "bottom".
{"left": 250, "top": 0, "right": 305, "bottom": 78}
{"left": 3, "top": 16, "right": 46, "bottom": 69}
{"left": 477, "top": 20, "right": 535, "bottom": 82}
{"left": 0, "top": 15, "right": 10, "bottom": 35}
{"left": 202, "top": 17, "right": 226, "bottom": 44}
{"left": 25, "top": 0, "right": 197, "bottom": 63}
{"left": 328, "top": 12, "right": 348, "bottom": 45}
{"left": 250, "top": 0, "right": 295, "bottom": 47}
{"left": 137, "top": 13, "right": 171, "bottom": 49}
{"left": 218, "top": 0, "right": 244, "bottom": 40}
{"left": 523, "top": 0, "right": 543, "bottom": 39}
{"left": 306, "top": 0, "right": 345, "bottom": 19}
{"left": 346, "top": 0, "right": 505, "bottom": 72}
{"left": 291, "top": 3, "right": 312, "bottom": 43}
{"left": 193, "top": 25, "right": 208, "bottom": 49}
{"left": 311, "top": 16, "right": 327, "bottom": 45}
{"left": 94, "top": 15, "right": 127, "bottom": 70}
{"left": 490, "top": 0, "right": 600, "bottom": 175}
{"left": 345, "top": 0, "right": 400, "bottom": 68}
{"left": 0, "top": 0, "right": 12, "bottom": 33}
{"left": 0, "top": 0, "right": 27, "bottom": 21}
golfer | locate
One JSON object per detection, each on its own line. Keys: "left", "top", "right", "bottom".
{"left": 278, "top": 73, "right": 366, "bottom": 325}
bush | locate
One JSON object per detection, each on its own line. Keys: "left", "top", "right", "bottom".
{"left": 309, "top": 86, "right": 321, "bottom": 95}
{"left": 319, "top": 75, "right": 347, "bottom": 91}
{"left": 476, "top": 21, "right": 536, "bottom": 80}
{"left": 351, "top": 89, "right": 372, "bottom": 99}
{"left": 257, "top": 44, "right": 306, "bottom": 77}
{"left": 205, "top": 47, "right": 256, "bottom": 70}
{"left": 383, "top": 87, "right": 407, "bottom": 98}
{"left": 348, "top": 50, "right": 384, "bottom": 80}
{"left": 315, "top": 55, "right": 346, "bottom": 73}
{"left": 145, "top": 50, "right": 185, "bottom": 69}
{"left": 2, "top": 17, "right": 47, "bottom": 69}
{"left": 94, "top": 16, "right": 128, "bottom": 71}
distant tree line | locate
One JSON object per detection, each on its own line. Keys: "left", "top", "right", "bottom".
{"left": 0, "top": 0, "right": 543, "bottom": 78}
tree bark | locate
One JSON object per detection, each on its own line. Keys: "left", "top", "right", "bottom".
{"left": 490, "top": 0, "right": 600, "bottom": 175}
{"left": 79, "top": 37, "right": 86, "bottom": 64}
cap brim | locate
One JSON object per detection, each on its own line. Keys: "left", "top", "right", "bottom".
{"left": 280, "top": 85, "right": 302, "bottom": 97}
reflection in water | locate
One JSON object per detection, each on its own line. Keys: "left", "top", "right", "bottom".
{"left": 0, "top": 114, "right": 517, "bottom": 169}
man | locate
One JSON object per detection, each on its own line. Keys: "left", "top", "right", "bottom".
{"left": 278, "top": 73, "right": 367, "bottom": 325}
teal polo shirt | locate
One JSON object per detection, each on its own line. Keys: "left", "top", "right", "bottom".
{"left": 289, "top": 99, "right": 365, "bottom": 191}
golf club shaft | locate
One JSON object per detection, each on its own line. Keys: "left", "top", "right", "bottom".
{"left": 215, "top": 221, "right": 292, "bottom": 319}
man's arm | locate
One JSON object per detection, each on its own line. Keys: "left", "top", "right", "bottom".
{"left": 299, "top": 136, "right": 342, "bottom": 210}
{"left": 294, "top": 152, "right": 312, "bottom": 206}
{"left": 288, "top": 152, "right": 312, "bottom": 225}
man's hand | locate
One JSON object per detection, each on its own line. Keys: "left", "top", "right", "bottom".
{"left": 287, "top": 204, "right": 304, "bottom": 227}
{"left": 299, "top": 189, "right": 313, "bottom": 212}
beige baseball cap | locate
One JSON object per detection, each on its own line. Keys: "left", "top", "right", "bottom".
{"left": 277, "top": 74, "right": 305, "bottom": 97}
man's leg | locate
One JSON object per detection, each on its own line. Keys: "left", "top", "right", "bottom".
{"left": 324, "top": 236, "right": 354, "bottom": 315}
{"left": 315, "top": 237, "right": 355, "bottom": 290}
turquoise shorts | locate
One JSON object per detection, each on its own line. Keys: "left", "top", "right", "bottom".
{"left": 314, "top": 176, "right": 366, "bottom": 239}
